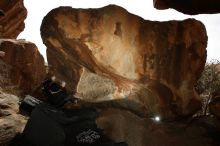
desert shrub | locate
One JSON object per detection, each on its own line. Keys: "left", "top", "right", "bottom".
{"left": 195, "top": 59, "right": 220, "bottom": 115}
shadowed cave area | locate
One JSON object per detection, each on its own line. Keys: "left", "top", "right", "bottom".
{"left": 0, "top": 1, "right": 220, "bottom": 146}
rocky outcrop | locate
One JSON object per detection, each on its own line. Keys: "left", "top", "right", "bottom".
{"left": 41, "top": 5, "right": 207, "bottom": 119}
{"left": 0, "top": 0, "right": 27, "bottom": 38}
{"left": 0, "top": 39, "right": 46, "bottom": 95}
{"left": 153, "top": 0, "right": 220, "bottom": 15}
{"left": 209, "top": 96, "right": 220, "bottom": 119}
{"left": 97, "top": 108, "right": 220, "bottom": 146}
{"left": 0, "top": 89, "right": 26, "bottom": 145}
{"left": 46, "top": 46, "right": 83, "bottom": 94}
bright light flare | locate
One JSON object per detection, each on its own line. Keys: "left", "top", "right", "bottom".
{"left": 154, "top": 116, "right": 161, "bottom": 122}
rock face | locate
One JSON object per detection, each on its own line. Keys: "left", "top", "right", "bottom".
{"left": 41, "top": 5, "right": 207, "bottom": 119}
{"left": 97, "top": 108, "right": 220, "bottom": 146}
{"left": 153, "top": 0, "right": 220, "bottom": 15}
{"left": 46, "top": 46, "right": 83, "bottom": 94}
{"left": 0, "top": 39, "right": 46, "bottom": 95}
{"left": 209, "top": 96, "right": 220, "bottom": 119}
{"left": 0, "top": 0, "right": 27, "bottom": 38}
{"left": 0, "top": 58, "right": 12, "bottom": 88}
{"left": 0, "top": 89, "right": 26, "bottom": 145}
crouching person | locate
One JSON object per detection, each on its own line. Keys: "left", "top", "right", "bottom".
{"left": 14, "top": 76, "right": 128, "bottom": 146}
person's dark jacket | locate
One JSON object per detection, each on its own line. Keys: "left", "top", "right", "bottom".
{"left": 41, "top": 79, "right": 68, "bottom": 108}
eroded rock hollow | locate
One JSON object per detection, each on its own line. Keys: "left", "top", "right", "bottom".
{"left": 41, "top": 5, "right": 207, "bottom": 119}
{"left": 0, "top": 0, "right": 27, "bottom": 38}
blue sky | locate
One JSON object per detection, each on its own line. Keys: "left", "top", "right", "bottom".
{"left": 18, "top": 0, "right": 220, "bottom": 62}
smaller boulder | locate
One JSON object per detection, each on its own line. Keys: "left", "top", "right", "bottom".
{"left": 0, "top": 39, "right": 46, "bottom": 95}
{"left": 0, "top": 89, "right": 27, "bottom": 145}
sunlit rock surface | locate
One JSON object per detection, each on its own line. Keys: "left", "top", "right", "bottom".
{"left": 41, "top": 5, "right": 207, "bottom": 119}
{"left": 153, "top": 0, "right": 220, "bottom": 15}
{"left": 0, "top": 39, "right": 46, "bottom": 95}
{"left": 0, "top": 0, "right": 27, "bottom": 38}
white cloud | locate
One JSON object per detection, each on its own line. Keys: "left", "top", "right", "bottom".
{"left": 18, "top": 0, "right": 220, "bottom": 62}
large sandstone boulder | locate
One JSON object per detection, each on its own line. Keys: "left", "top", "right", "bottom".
{"left": 0, "top": 0, "right": 27, "bottom": 38}
{"left": 41, "top": 5, "right": 207, "bottom": 119}
{"left": 153, "top": 0, "right": 220, "bottom": 15}
{"left": 0, "top": 39, "right": 46, "bottom": 95}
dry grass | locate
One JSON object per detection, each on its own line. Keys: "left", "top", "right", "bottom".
{"left": 77, "top": 68, "right": 116, "bottom": 101}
